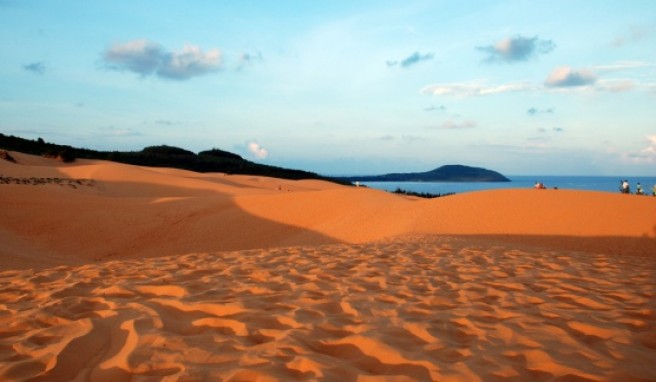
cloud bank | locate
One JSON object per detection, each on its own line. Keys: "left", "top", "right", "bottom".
{"left": 477, "top": 35, "right": 555, "bottom": 63}
{"left": 545, "top": 66, "right": 597, "bottom": 87}
{"left": 102, "top": 39, "right": 222, "bottom": 80}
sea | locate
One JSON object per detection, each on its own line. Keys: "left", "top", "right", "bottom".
{"left": 358, "top": 176, "right": 656, "bottom": 196}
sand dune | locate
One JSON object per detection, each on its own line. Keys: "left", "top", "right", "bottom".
{"left": 2, "top": 151, "right": 654, "bottom": 267}
{"left": 0, "top": 152, "right": 655, "bottom": 381}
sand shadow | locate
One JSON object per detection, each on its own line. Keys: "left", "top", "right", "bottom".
{"left": 0, "top": 173, "right": 343, "bottom": 269}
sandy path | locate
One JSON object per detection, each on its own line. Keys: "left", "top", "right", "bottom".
{"left": 0, "top": 235, "right": 653, "bottom": 381}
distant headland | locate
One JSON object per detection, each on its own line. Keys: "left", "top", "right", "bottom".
{"left": 343, "top": 165, "right": 510, "bottom": 183}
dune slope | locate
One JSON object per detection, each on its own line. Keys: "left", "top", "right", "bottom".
{"left": 2, "top": 151, "right": 655, "bottom": 267}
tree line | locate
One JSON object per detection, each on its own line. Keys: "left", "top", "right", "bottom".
{"left": 0, "top": 133, "right": 349, "bottom": 184}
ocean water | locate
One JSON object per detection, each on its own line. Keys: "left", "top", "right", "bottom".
{"left": 360, "top": 176, "right": 656, "bottom": 195}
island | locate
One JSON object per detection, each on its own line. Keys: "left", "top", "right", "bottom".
{"left": 342, "top": 164, "right": 510, "bottom": 182}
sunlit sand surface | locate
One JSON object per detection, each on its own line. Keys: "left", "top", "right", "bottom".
{"left": 1, "top": 152, "right": 654, "bottom": 381}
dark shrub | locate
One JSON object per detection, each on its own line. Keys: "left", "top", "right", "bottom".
{"left": 58, "top": 149, "right": 76, "bottom": 163}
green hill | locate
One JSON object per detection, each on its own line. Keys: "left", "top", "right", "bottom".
{"left": 0, "top": 133, "right": 348, "bottom": 184}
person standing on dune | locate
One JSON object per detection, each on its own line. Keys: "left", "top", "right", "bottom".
{"left": 621, "top": 180, "right": 630, "bottom": 194}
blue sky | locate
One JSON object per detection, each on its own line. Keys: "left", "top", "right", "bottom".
{"left": 1, "top": 1, "right": 655, "bottom": 175}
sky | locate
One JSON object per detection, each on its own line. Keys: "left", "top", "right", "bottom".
{"left": 1, "top": 1, "right": 655, "bottom": 176}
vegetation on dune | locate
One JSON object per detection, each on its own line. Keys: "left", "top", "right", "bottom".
{"left": 0, "top": 175, "right": 96, "bottom": 188}
{"left": 43, "top": 147, "right": 76, "bottom": 163}
{"left": 0, "top": 150, "right": 16, "bottom": 163}
{"left": 392, "top": 188, "right": 455, "bottom": 199}
{"left": 0, "top": 133, "right": 350, "bottom": 184}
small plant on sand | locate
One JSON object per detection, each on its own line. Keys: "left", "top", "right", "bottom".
{"left": 0, "top": 150, "right": 16, "bottom": 163}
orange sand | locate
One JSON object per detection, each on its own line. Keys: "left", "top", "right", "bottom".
{"left": 0, "top": 151, "right": 654, "bottom": 381}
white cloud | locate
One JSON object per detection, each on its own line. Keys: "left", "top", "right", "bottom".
{"left": 596, "top": 79, "right": 636, "bottom": 93}
{"left": 641, "top": 135, "right": 656, "bottom": 159}
{"left": 441, "top": 120, "right": 476, "bottom": 129}
{"left": 102, "top": 126, "right": 141, "bottom": 137}
{"left": 594, "top": 60, "right": 652, "bottom": 73}
{"left": 248, "top": 141, "right": 269, "bottom": 159}
{"left": 387, "top": 51, "right": 434, "bottom": 68}
{"left": 421, "top": 81, "right": 534, "bottom": 97}
{"left": 477, "top": 35, "right": 555, "bottom": 63}
{"left": 103, "top": 39, "right": 163, "bottom": 76}
{"left": 544, "top": 66, "right": 597, "bottom": 87}
{"left": 423, "top": 61, "right": 654, "bottom": 98}
{"left": 159, "top": 44, "right": 222, "bottom": 80}
{"left": 103, "top": 39, "right": 222, "bottom": 80}
{"left": 622, "top": 135, "right": 656, "bottom": 164}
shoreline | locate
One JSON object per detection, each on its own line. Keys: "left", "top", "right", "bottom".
{"left": 360, "top": 175, "right": 656, "bottom": 196}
